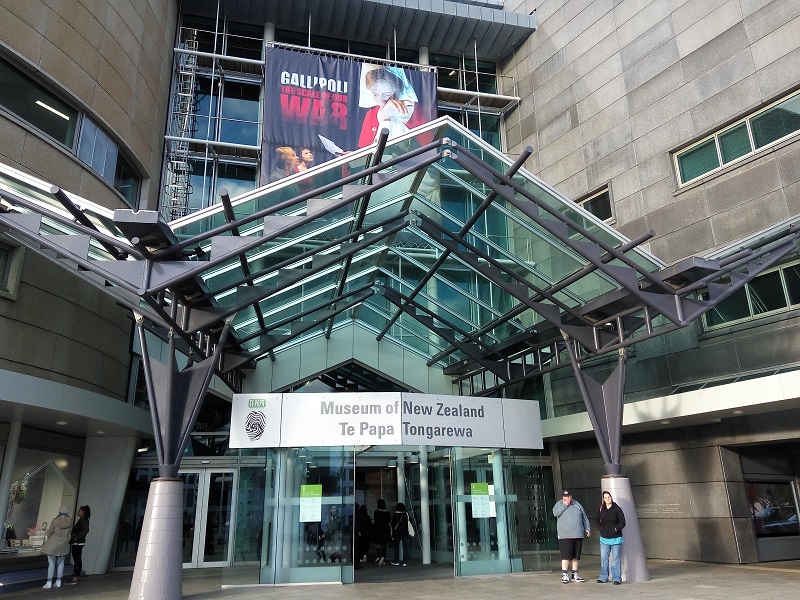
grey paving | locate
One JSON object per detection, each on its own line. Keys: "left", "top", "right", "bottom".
{"left": 2, "top": 556, "right": 799, "bottom": 598}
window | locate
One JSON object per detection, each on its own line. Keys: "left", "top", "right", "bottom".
{"left": 0, "top": 57, "right": 140, "bottom": 205}
{"left": 0, "top": 57, "right": 78, "bottom": 146}
{"left": 576, "top": 188, "right": 613, "bottom": 222}
{"left": 77, "top": 117, "right": 140, "bottom": 206}
{"left": 439, "top": 106, "right": 501, "bottom": 150}
{"left": 429, "top": 53, "right": 498, "bottom": 94}
{"left": 0, "top": 240, "right": 24, "bottom": 300}
{"left": 746, "top": 481, "right": 800, "bottom": 538}
{"left": 701, "top": 260, "right": 800, "bottom": 328}
{"left": 0, "top": 244, "right": 10, "bottom": 290}
{"left": 676, "top": 90, "right": 800, "bottom": 185}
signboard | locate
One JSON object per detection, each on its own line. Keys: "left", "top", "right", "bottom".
{"left": 471, "top": 482, "right": 491, "bottom": 519}
{"left": 299, "top": 484, "right": 322, "bottom": 523}
{"left": 230, "top": 392, "right": 542, "bottom": 450}
{"left": 261, "top": 47, "right": 437, "bottom": 182}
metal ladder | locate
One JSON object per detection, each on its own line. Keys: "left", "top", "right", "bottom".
{"left": 162, "top": 30, "right": 199, "bottom": 221}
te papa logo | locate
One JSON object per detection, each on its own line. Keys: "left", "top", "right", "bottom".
{"left": 245, "top": 411, "right": 266, "bottom": 441}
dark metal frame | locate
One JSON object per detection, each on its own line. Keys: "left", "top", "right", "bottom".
{"left": 2, "top": 129, "right": 798, "bottom": 477}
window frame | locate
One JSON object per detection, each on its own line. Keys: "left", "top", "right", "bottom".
{"left": 675, "top": 89, "right": 800, "bottom": 187}
{"left": 0, "top": 239, "right": 24, "bottom": 301}
{"left": 575, "top": 187, "right": 614, "bottom": 224}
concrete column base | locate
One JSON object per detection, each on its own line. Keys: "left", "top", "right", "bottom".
{"left": 129, "top": 478, "right": 184, "bottom": 600}
{"left": 601, "top": 475, "right": 650, "bottom": 582}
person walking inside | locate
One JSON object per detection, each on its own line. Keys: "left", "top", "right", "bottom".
{"left": 552, "top": 490, "right": 590, "bottom": 583}
{"left": 356, "top": 503, "right": 372, "bottom": 564}
{"left": 371, "top": 498, "right": 391, "bottom": 566}
{"left": 596, "top": 491, "right": 626, "bottom": 585}
{"left": 390, "top": 502, "right": 409, "bottom": 566}
{"left": 67, "top": 505, "right": 90, "bottom": 584}
{"left": 41, "top": 505, "right": 72, "bottom": 588}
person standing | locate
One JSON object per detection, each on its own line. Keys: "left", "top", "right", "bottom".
{"left": 596, "top": 491, "right": 626, "bottom": 585}
{"left": 41, "top": 505, "right": 72, "bottom": 589}
{"left": 552, "top": 490, "right": 590, "bottom": 583}
{"left": 390, "top": 502, "right": 409, "bottom": 566}
{"left": 67, "top": 505, "right": 90, "bottom": 584}
{"left": 371, "top": 498, "right": 391, "bottom": 566}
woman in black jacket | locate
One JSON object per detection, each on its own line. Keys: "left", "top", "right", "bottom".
{"left": 69, "top": 506, "right": 90, "bottom": 584}
{"left": 596, "top": 492, "right": 625, "bottom": 584}
{"left": 390, "top": 502, "right": 409, "bottom": 566}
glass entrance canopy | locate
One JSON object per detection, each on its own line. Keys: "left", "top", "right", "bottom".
{"left": 10, "top": 116, "right": 784, "bottom": 396}
{"left": 166, "top": 117, "right": 663, "bottom": 372}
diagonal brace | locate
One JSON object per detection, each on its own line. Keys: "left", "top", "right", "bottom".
{"left": 563, "top": 332, "right": 627, "bottom": 475}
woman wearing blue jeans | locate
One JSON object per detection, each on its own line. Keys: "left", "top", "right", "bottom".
{"left": 596, "top": 491, "right": 626, "bottom": 584}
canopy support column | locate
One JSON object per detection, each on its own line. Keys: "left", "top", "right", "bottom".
{"left": 128, "top": 314, "right": 232, "bottom": 600}
{"left": 562, "top": 333, "right": 649, "bottom": 581}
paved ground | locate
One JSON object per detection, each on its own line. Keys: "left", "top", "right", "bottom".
{"left": 2, "top": 555, "right": 799, "bottom": 598}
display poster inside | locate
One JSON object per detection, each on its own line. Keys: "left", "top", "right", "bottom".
{"left": 471, "top": 482, "right": 491, "bottom": 519}
{"left": 230, "top": 392, "right": 543, "bottom": 450}
{"left": 299, "top": 484, "right": 322, "bottom": 523}
{"left": 261, "top": 47, "right": 437, "bottom": 183}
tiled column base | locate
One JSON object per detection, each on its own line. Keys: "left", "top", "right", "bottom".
{"left": 128, "top": 478, "right": 183, "bottom": 600}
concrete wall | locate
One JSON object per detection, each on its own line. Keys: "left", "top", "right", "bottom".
{"left": 0, "top": 252, "right": 131, "bottom": 399}
{"left": 504, "top": 0, "right": 800, "bottom": 262}
{"left": 557, "top": 410, "right": 800, "bottom": 563}
{"left": 0, "top": 0, "right": 177, "bottom": 210}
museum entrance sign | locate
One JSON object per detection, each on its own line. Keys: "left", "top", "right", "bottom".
{"left": 230, "top": 392, "right": 543, "bottom": 449}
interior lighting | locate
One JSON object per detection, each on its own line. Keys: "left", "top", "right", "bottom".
{"left": 733, "top": 409, "right": 744, "bottom": 415}
{"left": 96, "top": 430, "right": 105, "bottom": 435}
{"left": 660, "top": 420, "right": 670, "bottom": 425}
{"left": 35, "top": 100, "right": 70, "bottom": 120}
{"left": 56, "top": 420, "right": 67, "bottom": 426}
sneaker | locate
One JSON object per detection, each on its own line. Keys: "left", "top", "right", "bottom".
{"left": 43, "top": 581, "right": 52, "bottom": 589}
{"left": 401, "top": 563, "right": 407, "bottom": 567}
{"left": 391, "top": 561, "right": 400, "bottom": 566}
{"left": 561, "top": 573, "right": 570, "bottom": 584}
{"left": 614, "top": 581, "right": 621, "bottom": 585}
{"left": 597, "top": 579, "right": 606, "bottom": 583}
{"left": 54, "top": 580, "right": 62, "bottom": 588}
{"left": 572, "top": 575, "right": 585, "bottom": 582}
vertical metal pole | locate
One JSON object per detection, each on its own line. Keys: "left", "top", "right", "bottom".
{"left": 419, "top": 446, "right": 432, "bottom": 565}
{"left": 0, "top": 420, "right": 22, "bottom": 549}
{"left": 474, "top": 38, "right": 482, "bottom": 138}
{"left": 491, "top": 450, "right": 509, "bottom": 562}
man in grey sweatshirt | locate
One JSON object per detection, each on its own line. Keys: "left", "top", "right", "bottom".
{"left": 552, "top": 490, "right": 591, "bottom": 583}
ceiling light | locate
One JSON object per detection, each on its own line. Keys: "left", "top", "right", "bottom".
{"left": 137, "top": 446, "right": 149, "bottom": 453}
{"left": 56, "top": 420, "right": 68, "bottom": 426}
{"left": 35, "top": 100, "right": 70, "bottom": 120}
{"left": 733, "top": 409, "right": 744, "bottom": 415}
{"left": 660, "top": 420, "right": 670, "bottom": 425}
{"left": 96, "top": 430, "right": 105, "bottom": 435}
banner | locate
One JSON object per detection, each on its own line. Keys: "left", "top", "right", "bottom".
{"left": 261, "top": 47, "right": 437, "bottom": 183}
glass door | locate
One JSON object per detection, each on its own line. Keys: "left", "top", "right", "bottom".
{"left": 451, "top": 448, "right": 521, "bottom": 576}
{"left": 426, "top": 449, "right": 455, "bottom": 566}
{"left": 179, "top": 469, "right": 236, "bottom": 567}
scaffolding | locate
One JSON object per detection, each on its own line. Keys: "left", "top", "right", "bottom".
{"left": 162, "top": 30, "right": 199, "bottom": 221}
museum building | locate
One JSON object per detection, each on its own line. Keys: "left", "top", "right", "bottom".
{"left": 1, "top": 0, "right": 799, "bottom": 589}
